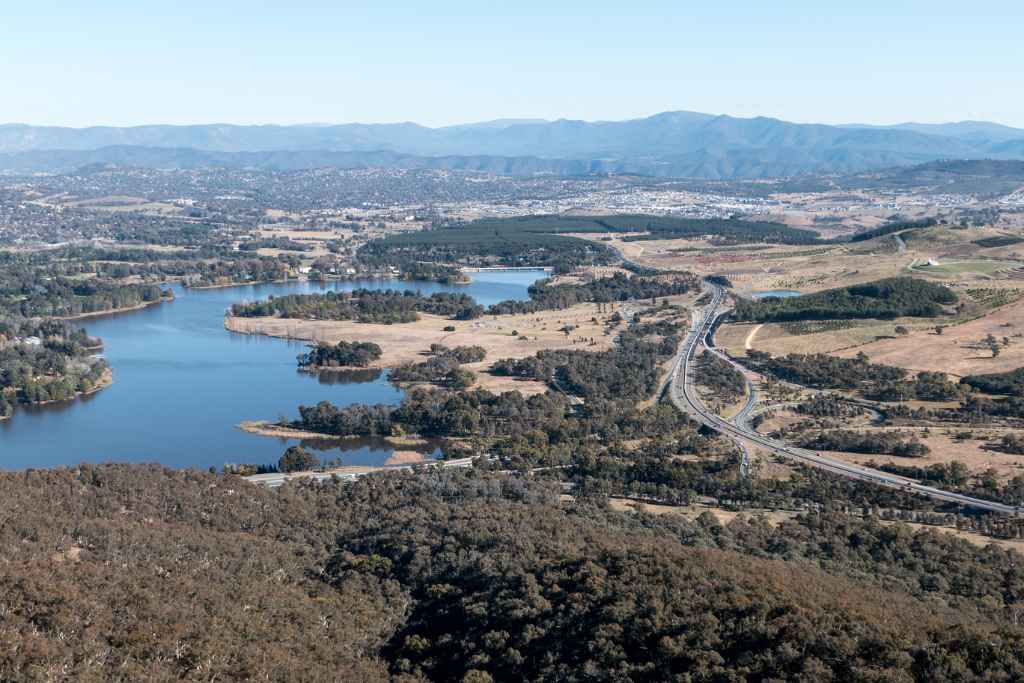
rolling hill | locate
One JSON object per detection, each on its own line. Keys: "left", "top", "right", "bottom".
{"left": 1, "top": 111, "right": 1022, "bottom": 178}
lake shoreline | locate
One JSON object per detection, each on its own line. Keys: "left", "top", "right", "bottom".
{"left": 2, "top": 367, "right": 113, "bottom": 419}
{"left": 185, "top": 278, "right": 295, "bottom": 290}
{"left": 60, "top": 295, "right": 174, "bottom": 321}
{"left": 3, "top": 271, "right": 545, "bottom": 469}
{"left": 237, "top": 420, "right": 432, "bottom": 449}
{"left": 222, "top": 297, "right": 622, "bottom": 396}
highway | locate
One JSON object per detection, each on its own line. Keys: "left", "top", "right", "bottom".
{"left": 670, "top": 283, "right": 1020, "bottom": 515}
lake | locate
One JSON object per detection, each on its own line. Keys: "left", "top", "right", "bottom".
{"left": 751, "top": 289, "right": 802, "bottom": 299}
{"left": 0, "top": 272, "right": 544, "bottom": 470}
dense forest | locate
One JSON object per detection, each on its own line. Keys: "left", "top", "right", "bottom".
{"left": 230, "top": 289, "right": 484, "bottom": 323}
{"left": 358, "top": 215, "right": 822, "bottom": 276}
{"left": 962, "top": 366, "right": 1024, "bottom": 397}
{"left": 797, "top": 429, "right": 931, "bottom": 457}
{"left": 847, "top": 217, "right": 939, "bottom": 242}
{"left": 694, "top": 350, "right": 746, "bottom": 400}
{"left": 358, "top": 216, "right": 616, "bottom": 273}
{"left": 746, "top": 350, "right": 906, "bottom": 390}
{"left": 4, "top": 464, "right": 1024, "bottom": 679}
{"left": 974, "top": 235, "right": 1024, "bottom": 248}
{"left": 734, "top": 277, "right": 958, "bottom": 323}
{"left": 862, "top": 370, "right": 963, "bottom": 402}
{"left": 487, "top": 271, "right": 699, "bottom": 315}
{"left": 612, "top": 215, "right": 822, "bottom": 245}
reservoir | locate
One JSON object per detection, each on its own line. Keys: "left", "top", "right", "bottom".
{"left": 0, "top": 272, "right": 544, "bottom": 470}
{"left": 751, "top": 289, "right": 802, "bottom": 299}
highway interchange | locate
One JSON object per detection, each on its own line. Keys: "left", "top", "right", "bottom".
{"left": 670, "top": 283, "right": 1021, "bottom": 515}
{"left": 247, "top": 272, "right": 1021, "bottom": 515}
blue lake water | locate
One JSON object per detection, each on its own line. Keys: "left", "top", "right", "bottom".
{"left": 0, "top": 273, "right": 544, "bottom": 470}
{"left": 751, "top": 289, "right": 802, "bottom": 299}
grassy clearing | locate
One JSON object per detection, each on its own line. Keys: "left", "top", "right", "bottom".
{"left": 226, "top": 301, "right": 643, "bottom": 395}
{"left": 911, "top": 260, "right": 1020, "bottom": 276}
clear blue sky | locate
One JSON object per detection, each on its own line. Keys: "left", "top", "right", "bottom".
{"left": 3, "top": 0, "right": 1022, "bottom": 128}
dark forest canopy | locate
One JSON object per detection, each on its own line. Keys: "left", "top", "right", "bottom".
{"left": 848, "top": 216, "right": 939, "bottom": 242}
{"left": 747, "top": 350, "right": 907, "bottom": 390}
{"left": 694, "top": 349, "right": 746, "bottom": 400}
{"left": 230, "top": 288, "right": 485, "bottom": 323}
{"left": 974, "top": 234, "right": 1024, "bottom": 248}
{"left": 237, "top": 236, "right": 313, "bottom": 252}
{"left": 747, "top": 351, "right": 961, "bottom": 403}
{"left": 358, "top": 216, "right": 617, "bottom": 273}
{"left": 962, "top": 366, "right": 1024, "bottom": 397}
{"left": 798, "top": 429, "right": 931, "bottom": 457}
{"left": 733, "top": 277, "right": 957, "bottom": 323}
{"left": 610, "top": 215, "right": 822, "bottom": 245}
{"left": 461, "top": 214, "right": 824, "bottom": 245}
{"left": 488, "top": 271, "right": 699, "bottom": 315}
{"left": 3, "top": 465, "right": 1024, "bottom": 680}
{"left": 357, "top": 214, "right": 823, "bottom": 275}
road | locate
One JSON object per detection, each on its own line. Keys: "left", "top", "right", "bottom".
{"left": 670, "top": 283, "right": 1020, "bottom": 515}
{"left": 245, "top": 456, "right": 476, "bottom": 488}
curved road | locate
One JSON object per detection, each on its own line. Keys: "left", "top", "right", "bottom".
{"left": 670, "top": 284, "right": 1020, "bottom": 515}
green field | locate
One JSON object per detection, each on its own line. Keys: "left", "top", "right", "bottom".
{"left": 911, "top": 259, "right": 1020, "bottom": 276}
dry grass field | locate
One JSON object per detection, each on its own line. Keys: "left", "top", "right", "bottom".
{"left": 716, "top": 320, "right": 906, "bottom": 357}
{"left": 831, "top": 297, "right": 1024, "bottom": 377}
{"left": 582, "top": 232, "right": 927, "bottom": 296}
{"left": 226, "top": 301, "right": 635, "bottom": 394}
{"left": 819, "top": 428, "right": 1024, "bottom": 481}
{"left": 757, "top": 406, "right": 1024, "bottom": 482}
{"left": 603, "top": 495, "right": 1024, "bottom": 550}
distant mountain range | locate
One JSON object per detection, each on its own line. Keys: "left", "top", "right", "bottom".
{"left": 2, "top": 112, "right": 1023, "bottom": 179}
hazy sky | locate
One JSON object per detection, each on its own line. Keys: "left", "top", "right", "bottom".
{"left": 4, "top": 1, "right": 1022, "bottom": 128}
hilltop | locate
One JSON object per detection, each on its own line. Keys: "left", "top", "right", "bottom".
{"left": 2, "top": 111, "right": 1023, "bottom": 178}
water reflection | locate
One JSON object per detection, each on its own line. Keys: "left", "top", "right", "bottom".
{"left": 0, "top": 272, "right": 542, "bottom": 470}
{"left": 306, "top": 368, "right": 385, "bottom": 385}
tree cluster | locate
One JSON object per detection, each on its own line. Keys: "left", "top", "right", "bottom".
{"left": 799, "top": 429, "right": 931, "bottom": 457}
{"left": 487, "top": 272, "right": 698, "bottom": 315}
{"left": 230, "top": 288, "right": 484, "bottom": 323}
{"left": 694, "top": 350, "right": 745, "bottom": 400}
{"left": 734, "top": 277, "right": 957, "bottom": 323}
{"left": 358, "top": 215, "right": 616, "bottom": 272}
{"left": 388, "top": 345, "right": 485, "bottom": 388}
{"left": 297, "top": 340, "right": 383, "bottom": 369}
